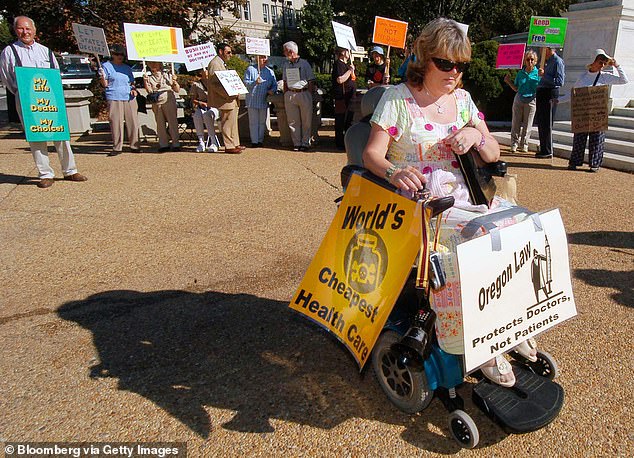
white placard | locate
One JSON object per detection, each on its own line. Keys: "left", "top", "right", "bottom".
{"left": 332, "top": 21, "right": 357, "bottom": 51}
{"left": 123, "top": 23, "right": 186, "bottom": 63}
{"left": 457, "top": 209, "right": 577, "bottom": 372}
{"left": 245, "top": 37, "right": 271, "bottom": 56}
{"left": 286, "top": 68, "right": 301, "bottom": 88}
{"left": 184, "top": 42, "right": 217, "bottom": 71}
{"left": 72, "top": 23, "right": 110, "bottom": 56}
{"left": 215, "top": 70, "right": 248, "bottom": 96}
{"left": 457, "top": 22, "right": 469, "bottom": 35}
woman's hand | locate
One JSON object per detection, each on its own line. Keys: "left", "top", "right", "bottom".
{"left": 389, "top": 165, "right": 426, "bottom": 193}
{"left": 444, "top": 127, "right": 482, "bottom": 155}
{"left": 198, "top": 101, "right": 207, "bottom": 109}
{"left": 130, "top": 88, "right": 137, "bottom": 97}
{"left": 504, "top": 74, "right": 511, "bottom": 85}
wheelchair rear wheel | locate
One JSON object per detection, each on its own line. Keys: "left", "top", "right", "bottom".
{"left": 372, "top": 330, "right": 434, "bottom": 414}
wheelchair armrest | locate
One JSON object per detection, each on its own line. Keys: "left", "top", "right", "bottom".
{"left": 480, "top": 160, "right": 507, "bottom": 177}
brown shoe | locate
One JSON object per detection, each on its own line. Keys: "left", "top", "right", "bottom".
{"left": 37, "top": 178, "right": 54, "bottom": 188}
{"left": 225, "top": 148, "right": 243, "bottom": 154}
{"left": 64, "top": 173, "right": 88, "bottom": 182}
{"left": 238, "top": 145, "right": 246, "bottom": 150}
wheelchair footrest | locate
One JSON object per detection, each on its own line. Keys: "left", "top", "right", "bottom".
{"left": 472, "top": 364, "right": 564, "bottom": 434}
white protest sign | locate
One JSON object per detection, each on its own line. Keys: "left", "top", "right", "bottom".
{"left": 123, "top": 23, "right": 185, "bottom": 63}
{"left": 457, "top": 209, "right": 577, "bottom": 372}
{"left": 184, "top": 42, "right": 217, "bottom": 71}
{"left": 215, "top": 70, "right": 248, "bottom": 96}
{"left": 72, "top": 23, "right": 110, "bottom": 56}
{"left": 286, "top": 68, "right": 301, "bottom": 88}
{"left": 457, "top": 22, "right": 469, "bottom": 35}
{"left": 245, "top": 37, "right": 271, "bottom": 56}
{"left": 332, "top": 21, "right": 357, "bottom": 51}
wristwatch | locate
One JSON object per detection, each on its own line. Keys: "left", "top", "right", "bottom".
{"left": 385, "top": 165, "right": 399, "bottom": 181}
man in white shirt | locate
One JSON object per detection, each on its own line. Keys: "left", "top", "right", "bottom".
{"left": 282, "top": 41, "right": 315, "bottom": 151}
{"left": 0, "top": 16, "right": 87, "bottom": 188}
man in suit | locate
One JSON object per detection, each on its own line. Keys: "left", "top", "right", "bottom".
{"left": 207, "top": 43, "right": 244, "bottom": 154}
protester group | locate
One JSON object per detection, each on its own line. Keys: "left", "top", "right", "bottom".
{"left": 0, "top": 13, "right": 629, "bottom": 191}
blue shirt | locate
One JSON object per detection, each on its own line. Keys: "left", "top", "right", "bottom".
{"left": 514, "top": 67, "right": 540, "bottom": 99}
{"left": 244, "top": 65, "right": 277, "bottom": 109}
{"left": 538, "top": 53, "right": 565, "bottom": 89}
{"left": 102, "top": 61, "right": 134, "bottom": 101}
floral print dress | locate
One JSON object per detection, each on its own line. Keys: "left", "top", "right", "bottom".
{"left": 371, "top": 84, "right": 525, "bottom": 354}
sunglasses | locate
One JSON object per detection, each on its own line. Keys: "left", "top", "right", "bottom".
{"left": 432, "top": 57, "right": 469, "bottom": 73}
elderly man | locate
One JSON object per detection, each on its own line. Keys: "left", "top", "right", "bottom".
{"left": 207, "top": 43, "right": 244, "bottom": 154}
{"left": 0, "top": 16, "right": 87, "bottom": 188}
{"left": 535, "top": 46, "right": 565, "bottom": 159}
{"left": 282, "top": 41, "right": 315, "bottom": 151}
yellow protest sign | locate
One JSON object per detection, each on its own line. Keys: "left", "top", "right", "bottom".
{"left": 289, "top": 173, "right": 422, "bottom": 368}
{"left": 130, "top": 28, "right": 178, "bottom": 58}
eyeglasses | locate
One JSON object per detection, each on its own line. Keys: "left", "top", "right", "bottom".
{"left": 525, "top": 58, "right": 536, "bottom": 62}
{"left": 432, "top": 57, "right": 469, "bottom": 73}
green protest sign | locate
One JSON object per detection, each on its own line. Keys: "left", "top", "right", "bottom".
{"left": 527, "top": 16, "right": 568, "bottom": 48}
{"left": 16, "top": 67, "right": 70, "bottom": 142}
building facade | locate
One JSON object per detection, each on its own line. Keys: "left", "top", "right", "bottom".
{"left": 216, "top": 0, "right": 305, "bottom": 40}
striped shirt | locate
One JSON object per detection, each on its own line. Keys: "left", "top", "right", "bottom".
{"left": 244, "top": 65, "right": 277, "bottom": 109}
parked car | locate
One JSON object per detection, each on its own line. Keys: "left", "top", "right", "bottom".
{"left": 56, "top": 53, "right": 96, "bottom": 89}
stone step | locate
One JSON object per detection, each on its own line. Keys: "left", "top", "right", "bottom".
{"left": 552, "top": 120, "right": 634, "bottom": 142}
{"left": 611, "top": 106, "right": 634, "bottom": 117}
{"left": 492, "top": 131, "right": 634, "bottom": 172}
{"left": 527, "top": 130, "right": 634, "bottom": 158}
{"left": 606, "top": 115, "right": 634, "bottom": 129}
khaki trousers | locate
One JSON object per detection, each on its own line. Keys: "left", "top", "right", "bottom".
{"left": 219, "top": 107, "right": 239, "bottom": 150}
{"left": 152, "top": 94, "right": 180, "bottom": 148}
{"left": 108, "top": 99, "right": 140, "bottom": 151}
{"left": 284, "top": 91, "right": 313, "bottom": 147}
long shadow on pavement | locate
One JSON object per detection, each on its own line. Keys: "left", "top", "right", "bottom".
{"left": 57, "top": 289, "right": 505, "bottom": 452}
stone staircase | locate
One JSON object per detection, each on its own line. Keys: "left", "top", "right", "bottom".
{"left": 492, "top": 105, "right": 634, "bottom": 172}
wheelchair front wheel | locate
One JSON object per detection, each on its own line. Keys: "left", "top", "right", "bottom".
{"left": 448, "top": 409, "right": 479, "bottom": 449}
{"left": 371, "top": 330, "right": 434, "bottom": 414}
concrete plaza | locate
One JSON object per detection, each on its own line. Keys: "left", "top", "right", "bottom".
{"left": 0, "top": 131, "right": 632, "bottom": 457}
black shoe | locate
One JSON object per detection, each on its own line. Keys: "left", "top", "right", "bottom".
{"left": 535, "top": 152, "right": 552, "bottom": 159}
{"left": 292, "top": 146, "right": 300, "bottom": 151}
{"left": 158, "top": 146, "right": 170, "bottom": 153}
{"left": 250, "top": 143, "right": 259, "bottom": 148}
{"left": 130, "top": 148, "right": 141, "bottom": 153}
{"left": 567, "top": 164, "right": 577, "bottom": 170}
{"left": 257, "top": 142, "right": 263, "bottom": 147}
{"left": 107, "top": 150, "right": 122, "bottom": 157}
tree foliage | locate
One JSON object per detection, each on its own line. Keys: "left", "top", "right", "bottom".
{"left": 298, "top": 0, "right": 335, "bottom": 73}
{"left": 0, "top": 0, "right": 246, "bottom": 52}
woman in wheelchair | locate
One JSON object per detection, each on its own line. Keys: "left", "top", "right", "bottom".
{"left": 362, "top": 18, "right": 537, "bottom": 387}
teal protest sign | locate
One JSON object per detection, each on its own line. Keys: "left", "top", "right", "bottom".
{"left": 16, "top": 67, "right": 70, "bottom": 142}
{"left": 527, "top": 16, "right": 568, "bottom": 48}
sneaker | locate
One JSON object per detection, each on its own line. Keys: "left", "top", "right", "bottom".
{"left": 510, "top": 145, "right": 518, "bottom": 153}
{"left": 207, "top": 144, "right": 219, "bottom": 153}
{"left": 522, "top": 145, "right": 529, "bottom": 153}
{"left": 292, "top": 146, "right": 300, "bottom": 151}
{"left": 590, "top": 167, "right": 600, "bottom": 173}
{"left": 196, "top": 142, "right": 206, "bottom": 152}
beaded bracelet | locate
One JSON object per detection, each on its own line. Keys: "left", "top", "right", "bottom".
{"left": 476, "top": 132, "right": 486, "bottom": 151}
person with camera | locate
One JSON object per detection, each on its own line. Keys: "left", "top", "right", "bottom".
{"left": 363, "top": 18, "right": 538, "bottom": 387}
{"left": 561, "top": 49, "right": 629, "bottom": 172}
{"left": 144, "top": 61, "right": 181, "bottom": 152}
{"left": 99, "top": 44, "right": 140, "bottom": 156}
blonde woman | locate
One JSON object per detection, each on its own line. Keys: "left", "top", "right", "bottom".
{"left": 363, "top": 18, "right": 538, "bottom": 387}
{"left": 504, "top": 50, "right": 540, "bottom": 153}
{"left": 144, "top": 62, "right": 181, "bottom": 152}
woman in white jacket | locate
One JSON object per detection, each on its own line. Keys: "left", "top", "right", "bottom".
{"left": 562, "top": 49, "right": 628, "bottom": 172}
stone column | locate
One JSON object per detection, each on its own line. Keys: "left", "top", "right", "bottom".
{"left": 64, "top": 89, "right": 93, "bottom": 135}
{"left": 558, "top": 0, "right": 634, "bottom": 119}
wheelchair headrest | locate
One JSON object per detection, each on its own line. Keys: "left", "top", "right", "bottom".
{"left": 361, "top": 86, "right": 389, "bottom": 118}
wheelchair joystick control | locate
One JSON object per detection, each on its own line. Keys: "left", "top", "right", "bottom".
{"left": 391, "top": 308, "right": 436, "bottom": 369}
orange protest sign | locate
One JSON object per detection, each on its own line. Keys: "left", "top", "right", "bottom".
{"left": 372, "top": 16, "right": 408, "bottom": 49}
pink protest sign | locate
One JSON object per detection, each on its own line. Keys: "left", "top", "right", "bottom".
{"left": 496, "top": 43, "right": 526, "bottom": 69}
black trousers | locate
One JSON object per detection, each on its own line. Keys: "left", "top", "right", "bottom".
{"left": 334, "top": 94, "right": 355, "bottom": 148}
{"left": 536, "top": 87, "right": 559, "bottom": 156}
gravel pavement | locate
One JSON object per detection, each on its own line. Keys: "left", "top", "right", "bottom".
{"left": 0, "top": 131, "right": 632, "bottom": 457}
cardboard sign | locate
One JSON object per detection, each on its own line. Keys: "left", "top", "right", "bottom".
{"left": 123, "top": 23, "right": 185, "bottom": 62}
{"left": 245, "top": 37, "right": 270, "bottom": 56}
{"left": 571, "top": 85, "right": 609, "bottom": 134}
{"left": 289, "top": 173, "right": 422, "bottom": 368}
{"left": 214, "top": 70, "right": 248, "bottom": 96}
{"left": 16, "top": 67, "right": 70, "bottom": 142}
{"left": 332, "top": 21, "right": 357, "bottom": 51}
{"left": 457, "top": 209, "right": 577, "bottom": 372}
{"left": 72, "top": 23, "right": 110, "bottom": 56}
{"left": 528, "top": 16, "right": 568, "bottom": 48}
{"left": 496, "top": 43, "right": 526, "bottom": 69}
{"left": 285, "top": 68, "right": 301, "bottom": 88}
{"left": 184, "top": 42, "right": 217, "bottom": 71}
{"left": 372, "top": 16, "right": 408, "bottom": 49}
